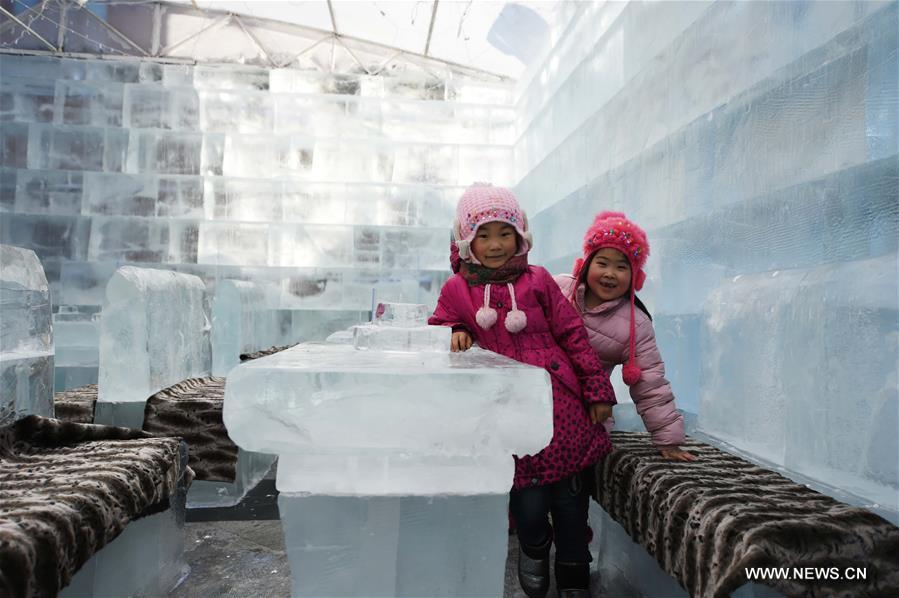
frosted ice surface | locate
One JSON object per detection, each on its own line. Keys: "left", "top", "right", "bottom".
{"left": 352, "top": 302, "right": 450, "bottom": 352}
{"left": 123, "top": 85, "right": 199, "bottom": 131}
{"left": 374, "top": 302, "right": 429, "bottom": 325}
{"left": 224, "top": 342, "right": 552, "bottom": 495}
{"left": 0, "top": 245, "right": 53, "bottom": 424}
{"left": 127, "top": 130, "right": 203, "bottom": 175}
{"left": 699, "top": 255, "right": 898, "bottom": 511}
{"left": 0, "top": 245, "right": 51, "bottom": 354}
{"left": 55, "top": 80, "right": 124, "bottom": 127}
{"left": 99, "top": 266, "right": 210, "bottom": 404}
{"left": 279, "top": 493, "right": 508, "bottom": 597}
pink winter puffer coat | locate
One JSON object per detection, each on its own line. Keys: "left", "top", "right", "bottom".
{"left": 429, "top": 266, "right": 615, "bottom": 490}
{"left": 555, "top": 274, "right": 685, "bottom": 448}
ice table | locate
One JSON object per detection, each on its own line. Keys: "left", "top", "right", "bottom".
{"left": 224, "top": 306, "right": 553, "bottom": 597}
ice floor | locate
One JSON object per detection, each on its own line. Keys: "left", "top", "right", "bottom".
{"left": 171, "top": 462, "right": 588, "bottom": 598}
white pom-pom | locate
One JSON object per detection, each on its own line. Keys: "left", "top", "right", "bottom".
{"left": 504, "top": 309, "right": 527, "bottom": 333}
{"left": 476, "top": 306, "right": 497, "bottom": 329}
{"left": 457, "top": 239, "right": 471, "bottom": 259}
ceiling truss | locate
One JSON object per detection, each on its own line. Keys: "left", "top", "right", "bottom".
{"left": 0, "top": 0, "right": 511, "bottom": 81}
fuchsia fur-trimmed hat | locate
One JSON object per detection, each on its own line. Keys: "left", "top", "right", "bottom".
{"left": 452, "top": 183, "right": 533, "bottom": 264}
{"left": 572, "top": 211, "right": 651, "bottom": 386}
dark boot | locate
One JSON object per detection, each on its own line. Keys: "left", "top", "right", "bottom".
{"left": 555, "top": 561, "right": 591, "bottom": 598}
{"left": 517, "top": 535, "right": 551, "bottom": 598}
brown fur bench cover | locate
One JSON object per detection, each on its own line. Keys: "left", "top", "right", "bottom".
{"left": 595, "top": 431, "right": 899, "bottom": 597}
{"left": 240, "top": 343, "right": 297, "bottom": 362}
{"left": 52, "top": 384, "right": 97, "bottom": 424}
{"left": 142, "top": 377, "right": 238, "bottom": 483}
{"left": 0, "top": 416, "right": 192, "bottom": 598}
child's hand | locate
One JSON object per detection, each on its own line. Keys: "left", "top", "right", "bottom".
{"left": 451, "top": 330, "right": 473, "bottom": 352}
{"left": 589, "top": 403, "right": 613, "bottom": 425}
{"left": 659, "top": 447, "right": 697, "bottom": 461}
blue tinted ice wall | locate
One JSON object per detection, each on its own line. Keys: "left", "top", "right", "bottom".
{"left": 516, "top": 1, "right": 897, "bottom": 513}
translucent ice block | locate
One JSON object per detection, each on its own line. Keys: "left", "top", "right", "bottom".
{"left": 278, "top": 493, "right": 508, "bottom": 597}
{"left": 211, "top": 279, "right": 279, "bottom": 376}
{"left": 351, "top": 302, "right": 450, "bottom": 352}
{"left": 53, "top": 305, "right": 99, "bottom": 368}
{"left": 186, "top": 449, "right": 275, "bottom": 508}
{"left": 351, "top": 323, "right": 450, "bottom": 352}
{"left": 98, "top": 266, "right": 210, "bottom": 406}
{"left": 0, "top": 245, "right": 54, "bottom": 424}
{"left": 27, "top": 124, "right": 128, "bottom": 173}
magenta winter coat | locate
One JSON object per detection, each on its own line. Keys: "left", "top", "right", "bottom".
{"left": 555, "top": 274, "right": 685, "bottom": 448}
{"left": 429, "top": 265, "right": 615, "bottom": 490}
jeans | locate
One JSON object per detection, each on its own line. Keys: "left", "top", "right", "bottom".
{"left": 509, "top": 468, "right": 593, "bottom": 563}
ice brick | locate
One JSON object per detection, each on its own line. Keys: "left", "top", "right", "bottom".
{"left": 0, "top": 245, "right": 54, "bottom": 424}
{"left": 278, "top": 493, "right": 507, "bottom": 597}
{"left": 211, "top": 279, "right": 279, "bottom": 376}
{"left": 98, "top": 266, "right": 210, "bottom": 404}
{"left": 186, "top": 450, "right": 275, "bottom": 508}
{"left": 351, "top": 302, "right": 449, "bottom": 352}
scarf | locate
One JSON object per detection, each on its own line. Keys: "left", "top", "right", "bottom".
{"left": 458, "top": 253, "right": 529, "bottom": 287}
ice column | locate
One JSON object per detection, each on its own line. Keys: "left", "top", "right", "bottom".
{"left": 97, "top": 266, "right": 210, "bottom": 427}
{"left": 224, "top": 304, "right": 552, "bottom": 596}
{"left": 0, "top": 245, "right": 54, "bottom": 424}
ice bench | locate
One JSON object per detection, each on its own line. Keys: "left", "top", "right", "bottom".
{"left": 0, "top": 416, "right": 191, "bottom": 598}
{"left": 591, "top": 431, "right": 899, "bottom": 597}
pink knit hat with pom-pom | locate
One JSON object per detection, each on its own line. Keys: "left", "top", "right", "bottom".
{"left": 572, "top": 212, "right": 650, "bottom": 386}
{"left": 453, "top": 183, "right": 533, "bottom": 264}
{"left": 452, "top": 183, "right": 533, "bottom": 335}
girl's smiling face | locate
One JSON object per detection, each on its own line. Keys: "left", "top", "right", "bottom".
{"left": 470, "top": 221, "right": 519, "bottom": 268}
{"left": 584, "top": 247, "right": 632, "bottom": 305}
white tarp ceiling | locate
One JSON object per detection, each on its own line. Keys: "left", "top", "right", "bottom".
{"left": 148, "top": 1, "right": 567, "bottom": 79}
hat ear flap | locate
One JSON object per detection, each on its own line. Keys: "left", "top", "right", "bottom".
{"left": 633, "top": 269, "right": 646, "bottom": 292}
{"left": 522, "top": 230, "right": 533, "bottom": 251}
{"left": 457, "top": 239, "right": 471, "bottom": 259}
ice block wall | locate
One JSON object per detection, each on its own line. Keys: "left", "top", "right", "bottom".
{"left": 0, "top": 54, "right": 516, "bottom": 389}
{"left": 0, "top": 244, "right": 54, "bottom": 424}
{"left": 516, "top": 0, "right": 897, "bottom": 513}
{"left": 99, "top": 265, "right": 210, "bottom": 404}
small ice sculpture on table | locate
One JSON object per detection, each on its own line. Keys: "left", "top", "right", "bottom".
{"left": 224, "top": 303, "right": 553, "bottom": 597}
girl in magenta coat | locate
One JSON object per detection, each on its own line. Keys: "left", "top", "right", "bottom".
{"left": 429, "top": 184, "right": 613, "bottom": 598}
{"left": 557, "top": 211, "right": 695, "bottom": 461}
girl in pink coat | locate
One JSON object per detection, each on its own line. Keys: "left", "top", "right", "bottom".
{"left": 555, "top": 211, "right": 695, "bottom": 461}
{"left": 429, "top": 184, "right": 613, "bottom": 598}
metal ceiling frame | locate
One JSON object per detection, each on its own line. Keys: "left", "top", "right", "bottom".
{"left": 0, "top": 0, "right": 512, "bottom": 81}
